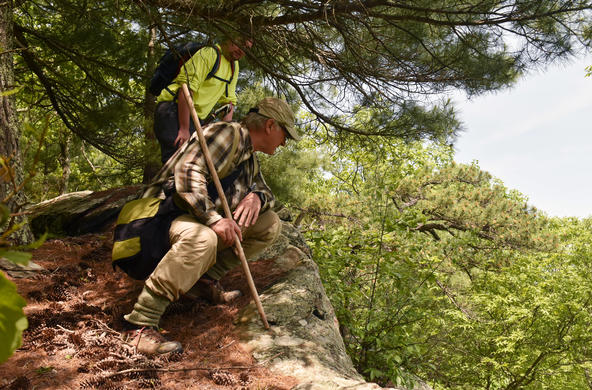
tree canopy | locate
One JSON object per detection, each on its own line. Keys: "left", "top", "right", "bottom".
{"left": 294, "top": 130, "right": 592, "bottom": 388}
{"left": 10, "top": 0, "right": 592, "bottom": 166}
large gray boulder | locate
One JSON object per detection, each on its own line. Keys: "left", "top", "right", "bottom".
{"left": 238, "top": 222, "right": 431, "bottom": 390}
{"left": 25, "top": 186, "right": 142, "bottom": 237}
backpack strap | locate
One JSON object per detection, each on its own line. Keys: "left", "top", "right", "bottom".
{"left": 252, "top": 150, "right": 259, "bottom": 176}
{"left": 227, "top": 60, "right": 236, "bottom": 97}
{"left": 206, "top": 46, "right": 222, "bottom": 80}
{"left": 171, "top": 45, "right": 221, "bottom": 102}
{"left": 207, "top": 46, "right": 237, "bottom": 98}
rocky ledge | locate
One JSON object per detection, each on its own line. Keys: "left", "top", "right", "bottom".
{"left": 22, "top": 186, "right": 430, "bottom": 390}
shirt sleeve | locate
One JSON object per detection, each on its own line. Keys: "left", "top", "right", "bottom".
{"left": 174, "top": 125, "right": 237, "bottom": 225}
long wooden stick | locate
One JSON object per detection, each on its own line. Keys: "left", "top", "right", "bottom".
{"left": 180, "top": 83, "right": 270, "bottom": 330}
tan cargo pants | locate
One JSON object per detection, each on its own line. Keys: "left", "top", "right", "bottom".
{"left": 144, "top": 210, "right": 281, "bottom": 302}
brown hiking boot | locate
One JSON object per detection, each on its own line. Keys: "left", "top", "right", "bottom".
{"left": 122, "top": 327, "right": 183, "bottom": 355}
{"left": 185, "top": 277, "right": 242, "bottom": 304}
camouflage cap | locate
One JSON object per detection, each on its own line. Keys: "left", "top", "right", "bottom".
{"left": 255, "top": 97, "right": 300, "bottom": 141}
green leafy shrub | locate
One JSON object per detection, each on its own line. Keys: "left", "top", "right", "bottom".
{"left": 1, "top": 149, "right": 46, "bottom": 363}
{"left": 0, "top": 200, "right": 29, "bottom": 363}
{"left": 0, "top": 270, "right": 28, "bottom": 363}
{"left": 298, "top": 134, "right": 591, "bottom": 388}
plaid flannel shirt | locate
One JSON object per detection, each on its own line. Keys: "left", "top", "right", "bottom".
{"left": 143, "top": 122, "right": 275, "bottom": 226}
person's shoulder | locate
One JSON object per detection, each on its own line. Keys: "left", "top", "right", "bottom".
{"left": 189, "top": 45, "right": 220, "bottom": 64}
{"left": 204, "top": 121, "right": 240, "bottom": 140}
{"left": 214, "top": 122, "right": 250, "bottom": 154}
{"left": 198, "top": 45, "right": 219, "bottom": 56}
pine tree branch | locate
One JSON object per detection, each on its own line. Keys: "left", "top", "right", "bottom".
{"left": 434, "top": 278, "right": 478, "bottom": 320}
{"left": 14, "top": 24, "right": 144, "bottom": 104}
{"left": 13, "top": 26, "right": 77, "bottom": 147}
{"left": 138, "top": 0, "right": 592, "bottom": 28}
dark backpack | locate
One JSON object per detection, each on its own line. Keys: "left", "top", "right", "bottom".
{"left": 148, "top": 42, "right": 236, "bottom": 97}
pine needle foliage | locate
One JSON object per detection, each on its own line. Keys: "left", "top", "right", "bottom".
{"left": 10, "top": 0, "right": 592, "bottom": 170}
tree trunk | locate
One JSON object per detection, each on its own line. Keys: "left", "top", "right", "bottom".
{"left": 141, "top": 26, "right": 160, "bottom": 184}
{"left": 58, "top": 129, "right": 71, "bottom": 195}
{"left": 0, "top": 1, "right": 33, "bottom": 244}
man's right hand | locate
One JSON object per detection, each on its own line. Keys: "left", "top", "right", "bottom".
{"left": 210, "top": 217, "right": 242, "bottom": 247}
{"left": 174, "top": 127, "right": 190, "bottom": 147}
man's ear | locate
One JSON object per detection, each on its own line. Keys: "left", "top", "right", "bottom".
{"left": 264, "top": 118, "right": 274, "bottom": 134}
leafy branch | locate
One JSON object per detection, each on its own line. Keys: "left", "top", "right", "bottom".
{"left": 0, "top": 119, "right": 49, "bottom": 363}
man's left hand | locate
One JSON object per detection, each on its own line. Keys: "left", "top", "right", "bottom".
{"left": 233, "top": 192, "right": 261, "bottom": 229}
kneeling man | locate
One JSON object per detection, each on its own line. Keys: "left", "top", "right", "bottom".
{"left": 122, "top": 97, "right": 299, "bottom": 354}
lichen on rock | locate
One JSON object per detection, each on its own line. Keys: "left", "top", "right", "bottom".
{"left": 237, "top": 222, "right": 405, "bottom": 390}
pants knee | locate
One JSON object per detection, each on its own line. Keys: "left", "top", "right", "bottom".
{"left": 259, "top": 211, "right": 281, "bottom": 244}
{"left": 171, "top": 218, "right": 218, "bottom": 268}
{"left": 187, "top": 227, "right": 218, "bottom": 265}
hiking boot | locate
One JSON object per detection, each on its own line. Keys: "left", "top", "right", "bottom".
{"left": 185, "top": 277, "right": 242, "bottom": 304}
{"left": 122, "top": 327, "right": 183, "bottom": 355}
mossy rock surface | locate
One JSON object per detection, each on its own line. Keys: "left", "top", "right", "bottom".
{"left": 237, "top": 222, "right": 427, "bottom": 389}
{"left": 27, "top": 186, "right": 142, "bottom": 237}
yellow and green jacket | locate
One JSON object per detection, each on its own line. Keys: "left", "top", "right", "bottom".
{"left": 156, "top": 44, "right": 238, "bottom": 120}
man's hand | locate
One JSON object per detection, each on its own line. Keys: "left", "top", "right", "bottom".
{"left": 221, "top": 103, "right": 234, "bottom": 122}
{"left": 174, "top": 127, "right": 190, "bottom": 147}
{"left": 210, "top": 217, "right": 242, "bottom": 246}
{"left": 233, "top": 192, "right": 261, "bottom": 229}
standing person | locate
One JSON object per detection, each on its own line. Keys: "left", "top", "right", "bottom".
{"left": 120, "top": 97, "right": 300, "bottom": 355}
{"left": 154, "top": 36, "right": 253, "bottom": 164}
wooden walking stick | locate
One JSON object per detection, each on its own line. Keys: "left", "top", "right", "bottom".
{"left": 179, "top": 83, "right": 270, "bottom": 330}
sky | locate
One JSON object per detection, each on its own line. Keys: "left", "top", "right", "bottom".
{"left": 451, "top": 53, "right": 592, "bottom": 218}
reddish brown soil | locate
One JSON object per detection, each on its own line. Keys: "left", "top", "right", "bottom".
{"left": 0, "top": 233, "right": 299, "bottom": 390}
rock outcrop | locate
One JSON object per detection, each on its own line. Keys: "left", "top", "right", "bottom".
{"left": 26, "top": 185, "right": 143, "bottom": 237}
{"left": 238, "top": 223, "right": 387, "bottom": 389}
{"left": 237, "top": 223, "right": 433, "bottom": 390}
